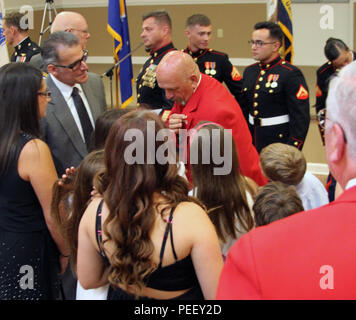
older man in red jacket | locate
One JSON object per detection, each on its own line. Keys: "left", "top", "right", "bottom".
{"left": 156, "top": 51, "right": 266, "bottom": 186}
{"left": 216, "top": 61, "right": 356, "bottom": 299}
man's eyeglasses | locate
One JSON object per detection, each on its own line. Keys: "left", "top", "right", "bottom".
{"left": 317, "top": 108, "right": 347, "bottom": 143}
{"left": 38, "top": 90, "right": 51, "bottom": 98}
{"left": 317, "top": 108, "right": 326, "bottom": 129}
{"left": 248, "top": 40, "right": 276, "bottom": 47}
{"left": 53, "top": 50, "right": 88, "bottom": 71}
{"left": 67, "top": 28, "right": 89, "bottom": 35}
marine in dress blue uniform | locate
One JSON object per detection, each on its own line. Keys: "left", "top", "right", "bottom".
{"left": 136, "top": 42, "right": 176, "bottom": 111}
{"left": 241, "top": 56, "right": 310, "bottom": 153}
{"left": 10, "top": 36, "right": 41, "bottom": 63}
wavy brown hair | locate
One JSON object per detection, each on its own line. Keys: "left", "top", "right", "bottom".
{"left": 190, "top": 122, "right": 255, "bottom": 243}
{"left": 102, "top": 109, "right": 202, "bottom": 296}
{"left": 51, "top": 149, "right": 105, "bottom": 273}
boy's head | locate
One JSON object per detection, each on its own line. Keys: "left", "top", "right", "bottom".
{"left": 259, "top": 143, "right": 306, "bottom": 185}
{"left": 253, "top": 181, "right": 304, "bottom": 227}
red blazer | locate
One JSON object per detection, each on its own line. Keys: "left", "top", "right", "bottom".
{"left": 217, "top": 186, "right": 356, "bottom": 300}
{"left": 168, "top": 74, "right": 267, "bottom": 186}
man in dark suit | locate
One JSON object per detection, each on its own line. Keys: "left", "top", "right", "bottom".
{"left": 41, "top": 31, "right": 106, "bottom": 176}
{"left": 217, "top": 61, "right": 356, "bottom": 300}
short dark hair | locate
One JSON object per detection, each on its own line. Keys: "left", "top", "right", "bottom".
{"left": 186, "top": 14, "right": 211, "bottom": 28}
{"left": 4, "top": 12, "right": 28, "bottom": 31}
{"left": 42, "top": 31, "right": 80, "bottom": 66}
{"left": 142, "top": 10, "right": 172, "bottom": 30}
{"left": 254, "top": 21, "right": 283, "bottom": 45}
{"left": 253, "top": 181, "right": 304, "bottom": 227}
{"left": 324, "top": 38, "right": 349, "bottom": 62}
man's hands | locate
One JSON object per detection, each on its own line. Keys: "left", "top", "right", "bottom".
{"left": 168, "top": 113, "right": 188, "bottom": 133}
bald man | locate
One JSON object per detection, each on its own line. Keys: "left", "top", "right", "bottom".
{"left": 156, "top": 51, "right": 267, "bottom": 186}
{"left": 30, "top": 11, "right": 90, "bottom": 70}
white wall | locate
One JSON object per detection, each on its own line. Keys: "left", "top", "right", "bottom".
{"left": 293, "top": 3, "right": 352, "bottom": 66}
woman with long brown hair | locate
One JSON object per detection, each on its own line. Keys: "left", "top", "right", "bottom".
{"left": 77, "top": 110, "right": 223, "bottom": 299}
{"left": 190, "top": 122, "right": 257, "bottom": 259}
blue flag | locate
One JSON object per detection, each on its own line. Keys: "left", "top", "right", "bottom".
{"left": 107, "top": 0, "right": 133, "bottom": 108}
{"left": 277, "top": 0, "right": 293, "bottom": 63}
{"left": 0, "top": 1, "right": 9, "bottom": 67}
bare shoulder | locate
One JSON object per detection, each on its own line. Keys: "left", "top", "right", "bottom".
{"left": 81, "top": 197, "right": 104, "bottom": 225}
{"left": 21, "top": 138, "right": 51, "bottom": 159}
{"left": 172, "top": 201, "right": 211, "bottom": 229}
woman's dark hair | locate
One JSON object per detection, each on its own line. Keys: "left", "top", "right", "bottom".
{"left": 190, "top": 122, "right": 255, "bottom": 244}
{"left": 91, "top": 109, "right": 129, "bottom": 151}
{"left": 51, "top": 149, "right": 105, "bottom": 273}
{"left": 0, "top": 63, "right": 43, "bottom": 175}
{"left": 324, "top": 38, "right": 349, "bottom": 62}
{"left": 102, "top": 109, "right": 202, "bottom": 296}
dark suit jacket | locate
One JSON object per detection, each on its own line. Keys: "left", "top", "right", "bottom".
{"left": 41, "top": 72, "right": 107, "bottom": 175}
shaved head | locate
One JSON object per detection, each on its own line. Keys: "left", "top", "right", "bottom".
{"left": 51, "top": 11, "right": 90, "bottom": 49}
{"left": 156, "top": 51, "right": 200, "bottom": 105}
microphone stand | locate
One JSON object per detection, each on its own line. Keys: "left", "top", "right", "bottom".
{"left": 101, "top": 42, "right": 144, "bottom": 108}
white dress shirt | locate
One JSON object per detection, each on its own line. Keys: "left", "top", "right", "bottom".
{"left": 50, "top": 74, "right": 95, "bottom": 143}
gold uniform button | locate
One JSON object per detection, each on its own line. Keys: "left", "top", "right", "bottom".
{"left": 282, "top": 61, "right": 286, "bottom": 65}
{"left": 266, "top": 64, "right": 270, "bottom": 68}
{"left": 269, "top": 90, "right": 274, "bottom": 93}
{"left": 254, "top": 110, "right": 259, "bottom": 116}
{"left": 260, "top": 70, "right": 265, "bottom": 75}
{"left": 139, "top": 84, "right": 142, "bottom": 88}
{"left": 259, "top": 77, "right": 263, "bottom": 82}
{"left": 137, "top": 94, "right": 141, "bottom": 98}
{"left": 150, "top": 59, "right": 154, "bottom": 64}
{"left": 279, "top": 134, "right": 283, "bottom": 138}
{"left": 255, "top": 85, "right": 260, "bottom": 90}
{"left": 244, "top": 87, "right": 248, "bottom": 91}
{"left": 154, "top": 52, "right": 157, "bottom": 57}
{"left": 194, "top": 58, "right": 198, "bottom": 62}
{"left": 294, "top": 141, "right": 299, "bottom": 146}
{"left": 254, "top": 93, "right": 258, "bottom": 98}
{"left": 254, "top": 102, "right": 258, "bottom": 107}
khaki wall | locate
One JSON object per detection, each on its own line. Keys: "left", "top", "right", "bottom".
{"left": 10, "top": 4, "right": 327, "bottom": 164}
{"left": 22, "top": 4, "right": 319, "bottom": 109}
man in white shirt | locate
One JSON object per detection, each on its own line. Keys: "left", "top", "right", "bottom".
{"left": 41, "top": 31, "right": 106, "bottom": 175}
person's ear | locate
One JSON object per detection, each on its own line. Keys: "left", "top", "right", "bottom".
{"left": 47, "top": 64, "right": 58, "bottom": 76}
{"left": 273, "top": 40, "right": 281, "bottom": 53}
{"left": 185, "top": 28, "right": 190, "bottom": 38}
{"left": 190, "top": 74, "right": 199, "bottom": 89}
{"left": 328, "top": 122, "right": 346, "bottom": 164}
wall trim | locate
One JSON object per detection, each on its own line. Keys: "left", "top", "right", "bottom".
{"left": 306, "top": 163, "right": 329, "bottom": 176}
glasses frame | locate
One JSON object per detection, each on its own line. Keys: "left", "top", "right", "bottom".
{"left": 318, "top": 108, "right": 347, "bottom": 143}
{"left": 38, "top": 90, "right": 51, "bottom": 98}
{"left": 53, "top": 50, "right": 88, "bottom": 71}
{"left": 248, "top": 40, "right": 276, "bottom": 47}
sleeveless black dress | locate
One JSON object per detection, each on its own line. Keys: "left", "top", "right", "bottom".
{"left": 95, "top": 200, "right": 204, "bottom": 300}
{"left": 0, "top": 133, "right": 61, "bottom": 300}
